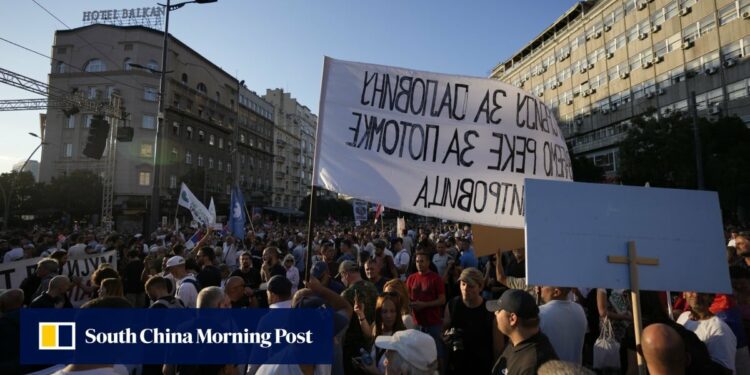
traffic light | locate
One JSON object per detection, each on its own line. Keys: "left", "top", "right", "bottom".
{"left": 82, "top": 115, "right": 110, "bottom": 159}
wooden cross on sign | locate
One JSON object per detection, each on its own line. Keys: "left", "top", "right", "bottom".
{"left": 607, "top": 241, "right": 660, "bottom": 375}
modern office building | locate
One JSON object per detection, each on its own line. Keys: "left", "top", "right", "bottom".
{"left": 491, "top": 0, "right": 750, "bottom": 178}
{"left": 263, "top": 88, "right": 318, "bottom": 214}
{"left": 39, "top": 24, "right": 275, "bottom": 230}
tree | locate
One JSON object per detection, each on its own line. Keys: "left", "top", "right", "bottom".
{"left": 570, "top": 152, "right": 605, "bottom": 182}
{"left": 619, "top": 112, "right": 750, "bottom": 220}
{"left": 43, "top": 170, "right": 103, "bottom": 220}
{"left": 619, "top": 111, "right": 697, "bottom": 188}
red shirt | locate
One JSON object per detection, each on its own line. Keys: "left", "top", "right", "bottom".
{"left": 406, "top": 270, "right": 445, "bottom": 326}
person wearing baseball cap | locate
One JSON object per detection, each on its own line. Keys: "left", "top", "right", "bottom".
{"left": 487, "top": 289, "right": 558, "bottom": 375}
{"left": 374, "top": 329, "right": 438, "bottom": 374}
{"left": 165, "top": 255, "right": 199, "bottom": 308}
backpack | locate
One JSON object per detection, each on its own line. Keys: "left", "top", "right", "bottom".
{"left": 152, "top": 297, "right": 186, "bottom": 308}
{"left": 180, "top": 277, "right": 202, "bottom": 292}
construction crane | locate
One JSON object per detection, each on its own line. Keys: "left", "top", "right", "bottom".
{"left": 0, "top": 66, "right": 128, "bottom": 231}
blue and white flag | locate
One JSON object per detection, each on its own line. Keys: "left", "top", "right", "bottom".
{"left": 228, "top": 186, "right": 246, "bottom": 239}
{"left": 178, "top": 183, "right": 212, "bottom": 226}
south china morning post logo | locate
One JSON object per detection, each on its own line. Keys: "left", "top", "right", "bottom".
{"left": 38, "top": 322, "right": 76, "bottom": 350}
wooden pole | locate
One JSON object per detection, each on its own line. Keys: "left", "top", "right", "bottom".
{"left": 627, "top": 241, "right": 646, "bottom": 375}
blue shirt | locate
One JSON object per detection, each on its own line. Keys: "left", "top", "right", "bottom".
{"left": 460, "top": 248, "right": 478, "bottom": 268}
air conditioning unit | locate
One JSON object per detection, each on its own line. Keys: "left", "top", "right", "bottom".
{"left": 743, "top": 11, "right": 750, "bottom": 19}
{"left": 645, "top": 92, "right": 655, "bottom": 99}
{"left": 638, "top": 33, "right": 649, "bottom": 40}
{"left": 566, "top": 99, "right": 574, "bottom": 105}
{"left": 586, "top": 35, "right": 591, "bottom": 41}
{"left": 657, "top": 88, "right": 665, "bottom": 96}
{"left": 620, "top": 72, "right": 630, "bottom": 79}
{"left": 709, "top": 106, "right": 721, "bottom": 115}
{"left": 594, "top": 31, "right": 602, "bottom": 39}
{"left": 642, "top": 61, "right": 653, "bottom": 69}
{"left": 579, "top": 67, "right": 588, "bottom": 74}
{"left": 538, "top": 91, "right": 544, "bottom": 97}
{"left": 604, "top": 24, "right": 612, "bottom": 32}
{"left": 652, "top": 56, "right": 664, "bottom": 64}
{"left": 651, "top": 24, "right": 661, "bottom": 33}
{"left": 582, "top": 90, "right": 589, "bottom": 97}
{"left": 606, "top": 52, "right": 614, "bottom": 59}
{"left": 638, "top": 2, "right": 647, "bottom": 10}
{"left": 680, "top": 7, "right": 691, "bottom": 16}
{"left": 681, "top": 40, "right": 694, "bottom": 49}
{"left": 705, "top": 67, "right": 718, "bottom": 75}
{"left": 588, "top": 63, "right": 595, "bottom": 70}
{"left": 724, "top": 58, "right": 737, "bottom": 68}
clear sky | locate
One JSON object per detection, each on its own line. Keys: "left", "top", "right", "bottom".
{"left": 0, "top": 0, "right": 578, "bottom": 174}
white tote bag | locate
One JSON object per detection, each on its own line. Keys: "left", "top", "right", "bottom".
{"left": 593, "top": 317, "right": 621, "bottom": 370}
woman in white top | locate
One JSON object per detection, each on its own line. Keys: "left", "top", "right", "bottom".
{"left": 282, "top": 254, "right": 299, "bottom": 294}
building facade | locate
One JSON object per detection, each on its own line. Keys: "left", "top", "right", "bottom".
{"left": 263, "top": 89, "right": 318, "bottom": 213}
{"left": 39, "top": 24, "right": 274, "bottom": 230}
{"left": 491, "top": 0, "right": 750, "bottom": 177}
{"left": 12, "top": 160, "right": 40, "bottom": 182}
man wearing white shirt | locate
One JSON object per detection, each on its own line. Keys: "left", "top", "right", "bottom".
{"left": 538, "top": 286, "right": 587, "bottom": 364}
{"left": 165, "top": 256, "right": 199, "bottom": 308}
{"left": 3, "top": 238, "right": 24, "bottom": 263}
{"left": 392, "top": 238, "right": 410, "bottom": 281}
{"left": 67, "top": 234, "right": 88, "bottom": 259}
{"left": 677, "top": 291, "right": 737, "bottom": 373}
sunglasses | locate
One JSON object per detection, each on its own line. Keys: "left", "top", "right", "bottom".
{"left": 383, "top": 291, "right": 399, "bottom": 298}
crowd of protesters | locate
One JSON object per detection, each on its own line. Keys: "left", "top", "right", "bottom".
{"left": 0, "top": 219, "right": 748, "bottom": 375}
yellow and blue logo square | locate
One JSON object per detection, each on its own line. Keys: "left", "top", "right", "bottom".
{"left": 38, "top": 322, "right": 76, "bottom": 350}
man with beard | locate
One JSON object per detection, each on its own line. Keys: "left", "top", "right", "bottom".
{"left": 733, "top": 232, "right": 750, "bottom": 272}
{"left": 442, "top": 268, "right": 502, "bottom": 375}
{"left": 260, "top": 246, "right": 286, "bottom": 282}
{"left": 677, "top": 292, "right": 737, "bottom": 373}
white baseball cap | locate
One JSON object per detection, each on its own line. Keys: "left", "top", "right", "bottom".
{"left": 165, "top": 256, "right": 185, "bottom": 270}
{"left": 374, "top": 329, "right": 437, "bottom": 371}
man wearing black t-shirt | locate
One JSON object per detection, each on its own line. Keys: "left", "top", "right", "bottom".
{"left": 442, "top": 268, "right": 502, "bottom": 375}
{"left": 196, "top": 247, "right": 221, "bottom": 288}
{"left": 487, "top": 289, "right": 558, "bottom": 375}
{"left": 260, "top": 246, "right": 286, "bottom": 282}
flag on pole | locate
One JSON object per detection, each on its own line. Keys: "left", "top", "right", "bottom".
{"left": 374, "top": 203, "right": 384, "bottom": 224}
{"left": 228, "top": 186, "right": 246, "bottom": 239}
{"left": 208, "top": 197, "right": 217, "bottom": 224}
{"left": 185, "top": 229, "right": 205, "bottom": 250}
{"left": 178, "top": 183, "right": 212, "bottom": 226}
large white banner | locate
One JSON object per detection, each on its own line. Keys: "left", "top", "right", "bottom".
{"left": 179, "top": 183, "right": 213, "bottom": 226}
{"left": 0, "top": 250, "right": 118, "bottom": 307}
{"left": 315, "top": 58, "right": 573, "bottom": 228}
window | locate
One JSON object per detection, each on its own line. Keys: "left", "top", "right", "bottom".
{"left": 84, "top": 59, "right": 106, "bottom": 72}
{"left": 215, "top": 91, "right": 221, "bottom": 102}
{"left": 142, "top": 115, "right": 156, "bottom": 129}
{"left": 64, "top": 143, "right": 73, "bottom": 158}
{"left": 209, "top": 134, "right": 215, "bottom": 146}
{"left": 197, "top": 82, "right": 207, "bottom": 93}
{"left": 84, "top": 114, "right": 94, "bottom": 128}
{"left": 727, "top": 79, "right": 749, "bottom": 100}
{"left": 240, "top": 133, "right": 246, "bottom": 143}
{"left": 186, "top": 126, "right": 193, "bottom": 140}
{"left": 144, "top": 87, "right": 158, "bottom": 101}
{"left": 719, "top": 3, "right": 738, "bottom": 26}
{"left": 218, "top": 161, "right": 223, "bottom": 171}
{"left": 197, "top": 154, "right": 204, "bottom": 167}
{"left": 139, "top": 172, "right": 151, "bottom": 186}
{"left": 199, "top": 130, "right": 205, "bottom": 142}
{"left": 88, "top": 87, "right": 98, "bottom": 99}
{"left": 140, "top": 144, "right": 153, "bottom": 157}
{"left": 181, "top": 73, "right": 188, "bottom": 84}
{"left": 56, "top": 62, "right": 66, "bottom": 73}
{"left": 209, "top": 158, "right": 214, "bottom": 169}
{"left": 219, "top": 137, "right": 224, "bottom": 149}
{"left": 146, "top": 60, "right": 159, "bottom": 71}
{"left": 185, "top": 151, "right": 192, "bottom": 164}
{"left": 171, "top": 147, "right": 178, "bottom": 161}
{"left": 123, "top": 58, "right": 132, "bottom": 71}
{"left": 172, "top": 121, "right": 180, "bottom": 135}
{"left": 169, "top": 175, "right": 177, "bottom": 189}
{"left": 66, "top": 115, "right": 76, "bottom": 129}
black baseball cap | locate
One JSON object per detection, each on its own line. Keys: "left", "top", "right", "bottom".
{"left": 485, "top": 289, "right": 539, "bottom": 319}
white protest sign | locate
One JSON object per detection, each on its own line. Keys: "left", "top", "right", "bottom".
{"left": 315, "top": 57, "right": 572, "bottom": 228}
{"left": 0, "top": 250, "right": 118, "bottom": 306}
{"left": 524, "top": 179, "right": 731, "bottom": 293}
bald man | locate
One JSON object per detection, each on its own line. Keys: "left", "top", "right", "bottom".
{"left": 196, "top": 286, "right": 230, "bottom": 309}
{"left": 30, "top": 275, "right": 71, "bottom": 308}
{"left": 224, "top": 276, "right": 256, "bottom": 308}
{"left": 641, "top": 323, "right": 687, "bottom": 375}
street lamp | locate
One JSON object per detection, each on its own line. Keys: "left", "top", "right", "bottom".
{"left": 2, "top": 132, "right": 48, "bottom": 231}
{"left": 149, "top": 0, "right": 218, "bottom": 234}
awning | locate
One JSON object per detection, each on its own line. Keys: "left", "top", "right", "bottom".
{"left": 263, "top": 206, "right": 305, "bottom": 216}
